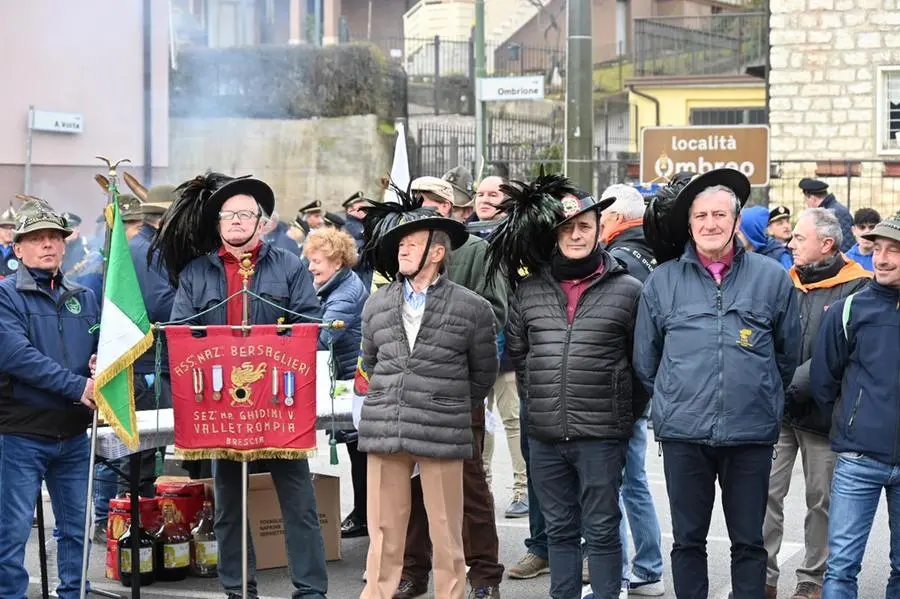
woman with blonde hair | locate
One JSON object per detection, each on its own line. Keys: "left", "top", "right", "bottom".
{"left": 303, "top": 227, "right": 370, "bottom": 538}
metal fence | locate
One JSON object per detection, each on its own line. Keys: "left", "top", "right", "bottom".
{"left": 413, "top": 116, "right": 632, "bottom": 180}
{"left": 768, "top": 160, "right": 900, "bottom": 217}
{"left": 633, "top": 12, "right": 767, "bottom": 78}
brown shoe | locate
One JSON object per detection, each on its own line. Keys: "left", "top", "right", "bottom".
{"left": 507, "top": 552, "right": 550, "bottom": 579}
{"left": 792, "top": 581, "right": 821, "bottom": 599}
{"left": 393, "top": 578, "right": 428, "bottom": 599}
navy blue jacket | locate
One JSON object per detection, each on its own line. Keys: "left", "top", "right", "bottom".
{"left": 130, "top": 224, "right": 175, "bottom": 374}
{"left": 821, "top": 195, "right": 855, "bottom": 253}
{"left": 265, "top": 221, "right": 301, "bottom": 258}
{"left": 811, "top": 282, "right": 900, "bottom": 464}
{"left": 171, "top": 243, "right": 321, "bottom": 327}
{"left": 0, "top": 267, "right": 99, "bottom": 438}
{"left": 316, "top": 268, "right": 367, "bottom": 379}
{"left": 70, "top": 251, "right": 104, "bottom": 302}
{"left": 634, "top": 243, "right": 801, "bottom": 446}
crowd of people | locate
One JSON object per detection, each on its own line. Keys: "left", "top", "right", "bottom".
{"left": 0, "top": 163, "right": 897, "bottom": 599}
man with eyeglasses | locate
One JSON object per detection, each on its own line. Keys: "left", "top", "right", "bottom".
{"left": 845, "top": 208, "right": 881, "bottom": 272}
{"left": 163, "top": 173, "right": 327, "bottom": 599}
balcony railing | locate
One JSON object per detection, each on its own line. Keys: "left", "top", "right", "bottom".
{"left": 633, "top": 12, "right": 767, "bottom": 78}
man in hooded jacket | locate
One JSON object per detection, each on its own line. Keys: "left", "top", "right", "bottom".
{"left": 739, "top": 205, "right": 793, "bottom": 269}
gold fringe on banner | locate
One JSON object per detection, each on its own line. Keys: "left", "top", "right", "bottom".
{"left": 175, "top": 446, "right": 318, "bottom": 462}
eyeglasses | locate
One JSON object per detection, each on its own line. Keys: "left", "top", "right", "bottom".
{"left": 219, "top": 210, "right": 260, "bottom": 221}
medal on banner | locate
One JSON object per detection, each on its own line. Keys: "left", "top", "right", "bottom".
{"left": 271, "top": 367, "right": 279, "bottom": 405}
{"left": 192, "top": 368, "right": 204, "bottom": 403}
{"left": 284, "top": 371, "right": 295, "bottom": 407}
{"left": 212, "top": 365, "right": 223, "bottom": 401}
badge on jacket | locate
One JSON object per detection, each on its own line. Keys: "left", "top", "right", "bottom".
{"left": 65, "top": 296, "right": 82, "bottom": 314}
{"left": 6, "top": 258, "right": 17, "bottom": 271}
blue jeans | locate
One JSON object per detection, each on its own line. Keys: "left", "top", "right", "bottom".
{"left": 520, "top": 399, "right": 548, "bottom": 560}
{"left": 0, "top": 433, "right": 90, "bottom": 599}
{"left": 619, "top": 417, "right": 664, "bottom": 583}
{"left": 530, "top": 437, "right": 626, "bottom": 599}
{"left": 213, "top": 458, "right": 327, "bottom": 598}
{"left": 662, "top": 441, "right": 772, "bottom": 599}
{"left": 824, "top": 452, "right": 900, "bottom": 598}
{"left": 93, "top": 462, "right": 118, "bottom": 523}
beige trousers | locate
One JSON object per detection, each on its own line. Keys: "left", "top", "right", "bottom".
{"left": 763, "top": 424, "right": 836, "bottom": 587}
{"left": 362, "top": 451, "right": 466, "bottom": 599}
{"left": 482, "top": 371, "right": 527, "bottom": 494}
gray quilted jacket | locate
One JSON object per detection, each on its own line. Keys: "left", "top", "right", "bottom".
{"left": 357, "top": 276, "right": 499, "bottom": 459}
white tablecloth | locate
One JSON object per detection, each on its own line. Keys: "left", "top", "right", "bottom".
{"left": 93, "top": 352, "right": 356, "bottom": 459}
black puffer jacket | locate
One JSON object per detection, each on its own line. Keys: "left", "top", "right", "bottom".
{"left": 786, "top": 256, "right": 871, "bottom": 435}
{"left": 605, "top": 225, "right": 656, "bottom": 284}
{"left": 507, "top": 253, "right": 647, "bottom": 443}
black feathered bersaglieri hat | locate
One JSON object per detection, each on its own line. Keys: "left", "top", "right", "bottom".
{"left": 643, "top": 168, "right": 751, "bottom": 265}
{"left": 360, "top": 182, "right": 467, "bottom": 281}
{"left": 485, "top": 169, "right": 607, "bottom": 288}
{"left": 149, "top": 172, "right": 275, "bottom": 286}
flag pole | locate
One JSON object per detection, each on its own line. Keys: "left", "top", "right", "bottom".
{"left": 79, "top": 156, "right": 131, "bottom": 599}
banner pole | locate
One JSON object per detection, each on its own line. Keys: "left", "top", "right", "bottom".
{"left": 240, "top": 278, "right": 251, "bottom": 599}
{"left": 80, "top": 156, "right": 130, "bottom": 599}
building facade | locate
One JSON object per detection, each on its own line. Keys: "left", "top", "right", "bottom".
{"left": 0, "top": 0, "right": 169, "bottom": 221}
{"left": 768, "top": 0, "right": 900, "bottom": 216}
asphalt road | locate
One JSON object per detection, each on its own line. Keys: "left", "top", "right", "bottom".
{"left": 26, "top": 430, "right": 895, "bottom": 598}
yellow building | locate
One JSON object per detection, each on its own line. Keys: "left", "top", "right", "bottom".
{"left": 627, "top": 75, "right": 766, "bottom": 153}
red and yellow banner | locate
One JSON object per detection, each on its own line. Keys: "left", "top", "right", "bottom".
{"left": 165, "top": 324, "right": 318, "bottom": 461}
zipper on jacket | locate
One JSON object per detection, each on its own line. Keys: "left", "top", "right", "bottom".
{"left": 714, "top": 285, "right": 724, "bottom": 444}
{"left": 847, "top": 390, "right": 862, "bottom": 432}
{"left": 560, "top": 323, "right": 572, "bottom": 441}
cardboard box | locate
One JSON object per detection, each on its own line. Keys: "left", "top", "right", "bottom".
{"left": 195, "top": 470, "right": 341, "bottom": 569}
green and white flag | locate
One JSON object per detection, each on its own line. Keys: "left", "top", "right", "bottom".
{"left": 94, "top": 199, "right": 153, "bottom": 450}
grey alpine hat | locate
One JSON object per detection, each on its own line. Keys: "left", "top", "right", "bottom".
{"left": 13, "top": 207, "right": 72, "bottom": 243}
{"left": 861, "top": 211, "right": 900, "bottom": 243}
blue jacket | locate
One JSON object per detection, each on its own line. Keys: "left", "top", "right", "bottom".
{"left": 740, "top": 206, "right": 793, "bottom": 269}
{"left": 130, "top": 224, "right": 175, "bottom": 374}
{"left": 0, "top": 267, "right": 99, "bottom": 438}
{"left": 821, "top": 195, "right": 855, "bottom": 253}
{"left": 811, "top": 282, "right": 900, "bottom": 464}
{"left": 316, "top": 268, "right": 367, "bottom": 379}
{"left": 845, "top": 243, "right": 874, "bottom": 271}
{"left": 634, "top": 244, "right": 801, "bottom": 446}
{"left": 70, "top": 250, "right": 104, "bottom": 302}
{"left": 265, "top": 221, "right": 301, "bottom": 258}
{"left": 171, "top": 243, "right": 321, "bottom": 327}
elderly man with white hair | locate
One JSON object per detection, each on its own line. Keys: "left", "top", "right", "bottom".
{"left": 600, "top": 184, "right": 656, "bottom": 283}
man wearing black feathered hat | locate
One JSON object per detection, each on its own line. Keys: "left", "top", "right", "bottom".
{"left": 158, "top": 173, "right": 327, "bottom": 599}
{"left": 357, "top": 188, "right": 499, "bottom": 599}
{"left": 634, "top": 169, "right": 801, "bottom": 599}
{"left": 485, "top": 173, "right": 647, "bottom": 599}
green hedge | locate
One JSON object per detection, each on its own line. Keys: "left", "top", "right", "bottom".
{"left": 171, "top": 43, "right": 405, "bottom": 120}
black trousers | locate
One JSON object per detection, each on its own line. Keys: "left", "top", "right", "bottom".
{"left": 347, "top": 439, "right": 367, "bottom": 518}
{"left": 662, "top": 441, "right": 774, "bottom": 599}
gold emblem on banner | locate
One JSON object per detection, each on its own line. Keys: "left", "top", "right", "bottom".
{"left": 229, "top": 361, "right": 268, "bottom": 406}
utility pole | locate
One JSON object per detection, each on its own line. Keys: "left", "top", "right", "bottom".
{"left": 565, "top": 0, "right": 593, "bottom": 190}
{"left": 474, "top": 0, "right": 487, "bottom": 174}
